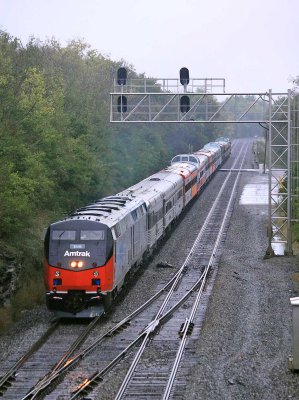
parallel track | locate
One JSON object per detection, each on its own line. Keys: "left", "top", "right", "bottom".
{"left": 0, "top": 317, "right": 101, "bottom": 399}
{"left": 50, "top": 140, "right": 249, "bottom": 400}
{"left": 114, "top": 141, "right": 248, "bottom": 400}
{"left": 0, "top": 322, "right": 58, "bottom": 397}
{"left": 0, "top": 139, "right": 250, "bottom": 400}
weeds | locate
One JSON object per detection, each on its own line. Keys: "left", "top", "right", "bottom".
{"left": 0, "top": 272, "right": 44, "bottom": 334}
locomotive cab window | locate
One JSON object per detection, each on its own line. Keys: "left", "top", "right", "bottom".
{"left": 189, "top": 156, "right": 198, "bottom": 164}
{"left": 52, "top": 230, "right": 76, "bottom": 240}
{"left": 171, "top": 156, "right": 180, "bottom": 163}
{"left": 80, "top": 230, "right": 105, "bottom": 240}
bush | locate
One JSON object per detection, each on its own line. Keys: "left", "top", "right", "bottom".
{"left": 10, "top": 273, "right": 44, "bottom": 321}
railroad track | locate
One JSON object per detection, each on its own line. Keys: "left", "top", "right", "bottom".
{"left": 111, "top": 141, "right": 249, "bottom": 400}
{"left": 0, "top": 316, "right": 101, "bottom": 399}
{"left": 19, "top": 140, "right": 248, "bottom": 400}
{"left": 0, "top": 139, "right": 249, "bottom": 400}
{"left": 0, "top": 322, "right": 58, "bottom": 397}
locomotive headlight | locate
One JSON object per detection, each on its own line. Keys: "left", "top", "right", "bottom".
{"left": 78, "top": 261, "right": 84, "bottom": 268}
{"left": 55, "top": 271, "right": 60, "bottom": 277}
{"left": 70, "top": 261, "right": 77, "bottom": 268}
{"left": 93, "top": 271, "right": 99, "bottom": 277}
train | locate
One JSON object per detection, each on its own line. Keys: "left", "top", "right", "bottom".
{"left": 44, "top": 137, "right": 231, "bottom": 317}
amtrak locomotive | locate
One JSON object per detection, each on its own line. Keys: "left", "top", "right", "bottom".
{"left": 44, "top": 137, "right": 231, "bottom": 317}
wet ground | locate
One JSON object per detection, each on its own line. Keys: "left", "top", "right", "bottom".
{"left": 185, "top": 170, "right": 299, "bottom": 400}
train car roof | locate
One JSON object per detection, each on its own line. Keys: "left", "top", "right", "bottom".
{"left": 215, "top": 136, "right": 231, "bottom": 143}
{"left": 118, "top": 169, "right": 183, "bottom": 207}
{"left": 204, "top": 142, "right": 221, "bottom": 150}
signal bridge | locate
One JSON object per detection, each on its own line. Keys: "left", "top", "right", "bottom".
{"left": 110, "top": 68, "right": 299, "bottom": 256}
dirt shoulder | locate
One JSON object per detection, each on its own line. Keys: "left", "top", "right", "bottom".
{"left": 185, "top": 172, "right": 299, "bottom": 400}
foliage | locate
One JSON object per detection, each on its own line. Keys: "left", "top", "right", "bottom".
{"left": 0, "top": 30, "right": 263, "bottom": 323}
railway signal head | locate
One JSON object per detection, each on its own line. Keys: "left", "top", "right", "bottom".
{"left": 180, "top": 95, "right": 190, "bottom": 113}
{"left": 117, "top": 67, "right": 127, "bottom": 86}
{"left": 117, "top": 95, "right": 127, "bottom": 113}
{"left": 180, "top": 67, "right": 189, "bottom": 86}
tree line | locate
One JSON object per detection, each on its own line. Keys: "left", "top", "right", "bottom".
{"left": 0, "top": 30, "right": 263, "bottom": 313}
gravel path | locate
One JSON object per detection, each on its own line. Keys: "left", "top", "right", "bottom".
{"left": 0, "top": 139, "right": 298, "bottom": 399}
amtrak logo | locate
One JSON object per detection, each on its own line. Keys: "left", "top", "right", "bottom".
{"left": 64, "top": 250, "right": 91, "bottom": 257}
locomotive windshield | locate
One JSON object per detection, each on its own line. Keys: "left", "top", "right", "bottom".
{"left": 46, "top": 221, "right": 113, "bottom": 269}
{"left": 80, "top": 230, "right": 105, "bottom": 240}
{"left": 52, "top": 230, "right": 76, "bottom": 240}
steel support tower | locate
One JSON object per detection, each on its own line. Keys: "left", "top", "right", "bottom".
{"left": 110, "top": 77, "right": 298, "bottom": 255}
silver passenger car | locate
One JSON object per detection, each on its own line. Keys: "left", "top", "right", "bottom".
{"left": 118, "top": 170, "right": 184, "bottom": 249}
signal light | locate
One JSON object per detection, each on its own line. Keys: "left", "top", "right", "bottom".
{"left": 92, "top": 279, "right": 101, "bottom": 286}
{"left": 117, "top": 67, "right": 127, "bottom": 85}
{"left": 180, "top": 67, "right": 189, "bottom": 86}
{"left": 53, "top": 279, "right": 62, "bottom": 286}
{"left": 117, "top": 96, "right": 127, "bottom": 113}
{"left": 180, "top": 95, "right": 190, "bottom": 113}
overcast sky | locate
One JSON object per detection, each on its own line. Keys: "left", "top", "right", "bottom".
{"left": 1, "top": 0, "right": 298, "bottom": 93}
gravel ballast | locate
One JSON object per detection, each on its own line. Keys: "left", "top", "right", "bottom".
{"left": 185, "top": 171, "right": 299, "bottom": 399}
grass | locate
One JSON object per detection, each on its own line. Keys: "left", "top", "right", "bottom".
{"left": 0, "top": 272, "right": 44, "bottom": 334}
{"left": 0, "top": 307, "right": 13, "bottom": 332}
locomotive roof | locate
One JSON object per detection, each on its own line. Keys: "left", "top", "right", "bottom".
{"left": 171, "top": 154, "right": 201, "bottom": 166}
{"left": 194, "top": 148, "right": 217, "bottom": 157}
{"left": 61, "top": 195, "right": 145, "bottom": 227}
{"left": 166, "top": 162, "right": 197, "bottom": 178}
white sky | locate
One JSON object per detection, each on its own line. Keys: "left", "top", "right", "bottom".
{"left": 0, "top": 0, "right": 298, "bottom": 93}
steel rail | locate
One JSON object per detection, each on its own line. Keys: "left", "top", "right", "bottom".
{"left": 115, "top": 142, "right": 247, "bottom": 399}
{"left": 20, "top": 146, "right": 243, "bottom": 399}
{"left": 162, "top": 143, "right": 248, "bottom": 399}
{"left": 70, "top": 271, "right": 209, "bottom": 399}
{"left": 22, "top": 315, "right": 102, "bottom": 400}
{"left": 19, "top": 269, "right": 182, "bottom": 399}
{"left": 0, "top": 321, "right": 59, "bottom": 396}
{"left": 70, "top": 142, "right": 247, "bottom": 399}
